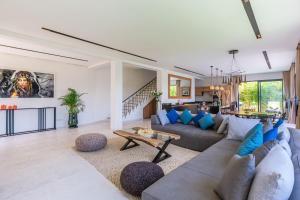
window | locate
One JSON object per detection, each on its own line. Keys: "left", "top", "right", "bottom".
{"left": 239, "top": 82, "right": 259, "bottom": 112}
{"left": 260, "top": 80, "right": 283, "bottom": 113}
{"left": 239, "top": 80, "right": 283, "bottom": 113}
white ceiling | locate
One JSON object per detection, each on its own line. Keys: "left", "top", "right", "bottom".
{"left": 0, "top": 0, "right": 299, "bottom": 75}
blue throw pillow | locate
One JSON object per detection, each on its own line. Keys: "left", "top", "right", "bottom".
{"left": 198, "top": 114, "right": 214, "bottom": 130}
{"left": 180, "top": 109, "right": 193, "bottom": 125}
{"left": 274, "top": 119, "right": 284, "bottom": 128}
{"left": 263, "top": 127, "right": 278, "bottom": 143}
{"left": 157, "top": 110, "right": 170, "bottom": 126}
{"left": 192, "top": 111, "right": 205, "bottom": 126}
{"left": 167, "top": 109, "right": 179, "bottom": 124}
{"left": 237, "top": 124, "right": 263, "bottom": 156}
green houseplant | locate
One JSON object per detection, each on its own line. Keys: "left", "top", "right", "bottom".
{"left": 151, "top": 90, "right": 163, "bottom": 114}
{"left": 58, "top": 88, "right": 86, "bottom": 128}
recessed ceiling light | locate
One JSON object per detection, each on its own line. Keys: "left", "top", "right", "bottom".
{"left": 262, "top": 51, "right": 272, "bottom": 69}
{"left": 42, "top": 27, "right": 157, "bottom": 62}
{"left": 0, "top": 44, "right": 88, "bottom": 62}
{"left": 241, "top": 0, "right": 262, "bottom": 39}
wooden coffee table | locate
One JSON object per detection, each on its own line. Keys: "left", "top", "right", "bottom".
{"left": 113, "top": 127, "right": 180, "bottom": 163}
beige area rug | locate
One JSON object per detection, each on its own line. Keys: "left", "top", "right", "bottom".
{"left": 77, "top": 137, "right": 199, "bottom": 200}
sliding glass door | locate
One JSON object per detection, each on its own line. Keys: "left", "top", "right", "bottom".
{"left": 239, "top": 82, "right": 259, "bottom": 112}
{"left": 239, "top": 80, "right": 283, "bottom": 113}
{"left": 260, "top": 80, "right": 283, "bottom": 113}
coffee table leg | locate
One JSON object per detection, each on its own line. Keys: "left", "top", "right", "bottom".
{"left": 120, "top": 139, "right": 140, "bottom": 151}
{"left": 152, "top": 139, "right": 172, "bottom": 163}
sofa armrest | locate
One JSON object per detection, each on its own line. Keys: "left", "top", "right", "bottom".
{"left": 151, "top": 115, "right": 161, "bottom": 125}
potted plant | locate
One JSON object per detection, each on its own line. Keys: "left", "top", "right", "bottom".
{"left": 58, "top": 88, "right": 86, "bottom": 128}
{"left": 151, "top": 90, "right": 163, "bottom": 113}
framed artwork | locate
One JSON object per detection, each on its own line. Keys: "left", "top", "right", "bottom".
{"left": 0, "top": 69, "right": 54, "bottom": 98}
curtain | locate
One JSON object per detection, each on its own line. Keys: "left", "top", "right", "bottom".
{"left": 289, "top": 63, "right": 296, "bottom": 124}
{"left": 296, "top": 43, "right": 300, "bottom": 129}
{"left": 283, "top": 70, "right": 290, "bottom": 120}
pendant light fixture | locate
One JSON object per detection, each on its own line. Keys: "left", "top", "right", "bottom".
{"left": 209, "top": 66, "right": 215, "bottom": 90}
{"left": 222, "top": 50, "right": 247, "bottom": 85}
{"left": 220, "top": 70, "right": 225, "bottom": 91}
{"left": 215, "top": 68, "right": 220, "bottom": 91}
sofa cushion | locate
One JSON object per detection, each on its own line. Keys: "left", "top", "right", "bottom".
{"left": 288, "top": 128, "right": 300, "bottom": 200}
{"left": 263, "top": 127, "right": 278, "bottom": 143}
{"left": 182, "top": 139, "right": 240, "bottom": 179}
{"left": 199, "top": 114, "right": 214, "bottom": 130}
{"left": 217, "top": 116, "right": 229, "bottom": 134}
{"left": 274, "top": 118, "right": 284, "bottom": 128}
{"left": 263, "top": 118, "right": 273, "bottom": 133}
{"left": 248, "top": 145, "right": 294, "bottom": 200}
{"left": 142, "top": 139, "right": 240, "bottom": 200}
{"left": 151, "top": 115, "right": 160, "bottom": 125}
{"left": 215, "top": 154, "right": 255, "bottom": 200}
{"left": 180, "top": 109, "right": 193, "bottom": 125}
{"left": 279, "top": 139, "right": 292, "bottom": 157}
{"left": 192, "top": 111, "right": 205, "bottom": 127}
{"left": 227, "top": 116, "right": 260, "bottom": 141}
{"left": 157, "top": 110, "right": 169, "bottom": 126}
{"left": 252, "top": 140, "right": 278, "bottom": 166}
{"left": 152, "top": 123, "right": 223, "bottom": 151}
{"left": 236, "top": 124, "right": 263, "bottom": 156}
{"left": 142, "top": 165, "right": 220, "bottom": 200}
{"left": 166, "top": 109, "right": 179, "bottom": 124}
{"left": 213, "top": 112, "right": 224, "bottom": 130}
{"left": 277, "top": 123, "right": 291, "bottom": 142}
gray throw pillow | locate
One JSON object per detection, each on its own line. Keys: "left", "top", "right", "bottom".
{"left": 157, "top": 110, "right": 170, "bottom": 126}
{"left": 213, "top": 112, "right": 224, "bottom": 130}
{"left": 217, "top": 116, "right": 229, "bottom": 134}
{"left": 252, "top": 140, "right": 278, "bottom": 166}
{"left": 215, "top": 154, "right": 255, "bottom": 200}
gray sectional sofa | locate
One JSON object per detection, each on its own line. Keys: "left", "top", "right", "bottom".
{"left": 143, "top": 116, "right": 300, "bottom": 200}
{"left": 151, "top": 115, "right": 224, "bottom": 152}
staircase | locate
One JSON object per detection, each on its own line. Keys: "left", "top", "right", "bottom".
{"left": 123, "top": 77, "right": 157, "bottom": 117}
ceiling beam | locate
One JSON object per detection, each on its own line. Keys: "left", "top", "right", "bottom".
{"left": 0, "top": 44, "right": 88, "bottom": 62}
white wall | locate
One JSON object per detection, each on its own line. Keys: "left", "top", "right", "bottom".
{"left": 123, "top": 66, "right": 156, "bottom": 100}
{"left": 0, "top": 53, "right": 110, "bottom": 130}
{"left": 157, "top": 69, "right": 195, "bottom": 104}
{"left": 245, "top": 72, "right": 283, "bottom": 81}
{"left": 122, "top": 66, "right": 156, "bottom": 121}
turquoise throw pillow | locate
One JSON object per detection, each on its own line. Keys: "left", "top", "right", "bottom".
{"left": 237, "top": 124, "right": 263, "bottom": 156}
{"left": 180, "top": 109, "right": 193, "bottom": 125}
{"left": 263, "top": 127, "right": 278, "bottom": 143}
{"left": 274, "top": 119, "right": 284, "bottom": 128}
{"left": 198, "top": 114, "right": 214, "bottom": 130}
{"left": 192, "top": 111, "right": 205, "bottom": 127}
{"left": 167, "top": 109, "right": 179, "bottom": 124}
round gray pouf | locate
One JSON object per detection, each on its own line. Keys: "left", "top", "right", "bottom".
{"left": 120, "top": 161, "right": 164, "bottom": 196}
{"left": 75, "top": 133, "right": 107, "bottom": 152}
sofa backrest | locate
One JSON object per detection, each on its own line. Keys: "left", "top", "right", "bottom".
{"left": 288, "top": 128, "right": 300, "bottom": 200}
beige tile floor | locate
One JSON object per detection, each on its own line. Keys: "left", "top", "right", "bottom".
{"left": 0, "top": 120, "right": 150, "bottom": 200}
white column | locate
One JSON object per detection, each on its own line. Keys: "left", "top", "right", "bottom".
{"left": 110, "top": 60, "right": 123, "bottom": 130}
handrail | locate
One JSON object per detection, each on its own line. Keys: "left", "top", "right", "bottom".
{"left": 122, "top": 77, "right": 156, "bottom": 103}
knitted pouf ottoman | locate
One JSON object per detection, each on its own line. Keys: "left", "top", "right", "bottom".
{"left": 120, "top": 161, "right": 164, "bottom": 196}
{"left": 75, "top": 133, "right": 107, "bottom": 152}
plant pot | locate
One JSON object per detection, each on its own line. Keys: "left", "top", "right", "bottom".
{"left": 68, "top": 113, "right": 78, "bottom": 128}
{"left": 156, "top": 101, "right": 161, "bottom": 114}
